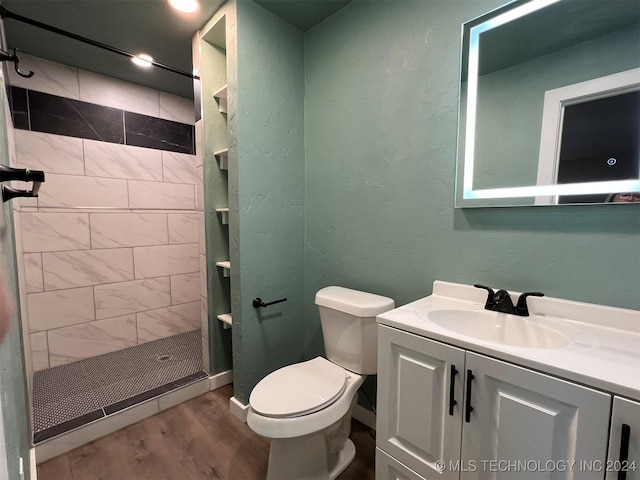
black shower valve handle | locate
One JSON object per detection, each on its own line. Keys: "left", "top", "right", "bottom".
{"left": 1, "top": 184, "right": 41, "bottom": 203}
{"left": 0, "top": 165, "right": 45, "bottom": 183}
{"left": 0, "top": 166, "right": 45, "bottom": 203}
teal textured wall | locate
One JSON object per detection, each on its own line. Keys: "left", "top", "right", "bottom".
{"left": 303, "top": 0, "right": 640, "bottom": 369}
{"left": 233, "top": 0, "right": 306, "bottom": 403}
{"left": 0, "top": 84, "right": 31, "bottom": 479}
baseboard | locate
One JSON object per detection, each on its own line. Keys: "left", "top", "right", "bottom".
{"left": 30, "top": 448, "right": 37, "bottom": 480}
{"left": 353, "top": 404, "right": 376, "bottom": 431}
{"left": 209, "top": 370, "right": 233, "bottom": 390}
{"left": 229, "top": 396, "right": 249, "bottom": 423}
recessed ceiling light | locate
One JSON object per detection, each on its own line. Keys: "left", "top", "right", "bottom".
{"left": 168, "top": 0, "right": 199, "bottom": 13}
{"left": 131, "top": 54, "right": 154, "bottom": 68}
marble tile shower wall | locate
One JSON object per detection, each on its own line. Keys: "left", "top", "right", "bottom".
{"left": 7, "top": 54, "right": 206, "bottom": 371}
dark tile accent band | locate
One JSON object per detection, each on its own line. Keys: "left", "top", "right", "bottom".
{"left": 125, "top": 111, "right": 194, "bottom": 154}
{"left": 33, "top": 409, "right": 105, "bottom": 444}
{"left": 9, "top": 86, "right": 29, "bottom": 130}
{"left": 28, "top": 90, "right": 124, "bottom": 143}
{"left": 9, "top": 86, "right": 195, "bottom": 154}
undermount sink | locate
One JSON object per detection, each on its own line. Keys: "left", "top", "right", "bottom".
{"left": 419, "top": 309, "right": 570, "bottom": 349}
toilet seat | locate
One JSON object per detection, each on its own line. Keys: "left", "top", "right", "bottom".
{"left": 250, "top": 357, "right": 347, "bottom": 418}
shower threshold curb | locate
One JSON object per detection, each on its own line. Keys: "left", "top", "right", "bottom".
{"left": 34, "top": 373, "right": 211, "bottom": 464}
{"left": 34, "top": 370, "right": 208, "bottom": 444}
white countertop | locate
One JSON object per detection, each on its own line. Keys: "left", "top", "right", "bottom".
{"left": 377, "top": 281, "right": 640, "bottom": 401}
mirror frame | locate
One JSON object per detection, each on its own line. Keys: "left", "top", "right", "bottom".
{"left": 455, "top": 0, "right": 640, "bottom": 208}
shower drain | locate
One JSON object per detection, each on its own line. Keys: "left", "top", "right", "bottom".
{"left": 156, "top": 354, "right": 174, "bottom": 362}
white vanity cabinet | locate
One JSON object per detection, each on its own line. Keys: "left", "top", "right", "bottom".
{"left": 376, "top": 448, "right": 431, "bottom": 480}
{"left": 606, "top": 397, "right": 640, "bottom": 480}
{"left": 377, "top": 325, "right": 465, "bottom": 480}
{"left": 461, "top": 351, "right": 610, "bottom": 480}
{"left": 376, "top": 325, "right": 612, "bottom": 480}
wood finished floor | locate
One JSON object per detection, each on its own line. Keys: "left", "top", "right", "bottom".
{"left": 37, "top": 384, "right": 376, "bottom": 480}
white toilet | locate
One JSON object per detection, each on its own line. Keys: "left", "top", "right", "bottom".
{"left": 247, "top": 286, "right": 395, "bottom": 480}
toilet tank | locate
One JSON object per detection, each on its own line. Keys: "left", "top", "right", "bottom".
{"left": 315, "top": 286, "right": 395, "bottom": 375}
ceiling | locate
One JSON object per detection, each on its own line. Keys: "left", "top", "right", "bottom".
{"left": 476, "top": 0, "right": 640, "bottom": 76}
{"left": 1, "top": 0, "right": 350, "bottom": 98}
{"left": 255, "top": 0, "right": 349, "bottom": 31}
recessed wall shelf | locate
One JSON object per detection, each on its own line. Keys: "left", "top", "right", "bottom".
{"left": 201, "top": 12, "right": 232, "bottom": 377}
{"left": 214, "top": 148, "right": 229, "bottom": 170}
{"left": 216, "top": 207, "right": 229, "bottom": 224}
{"left": 217, "top": 313, "right": 232, "bottom": 329}
{"left": 213, "top": 85, "right": 227, "bottom": 113}
{"left": 216, "top": 261, "right": 231, "bottom": 277}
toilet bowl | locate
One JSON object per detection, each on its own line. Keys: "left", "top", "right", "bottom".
{"left": 247, "top": 286, "right": 395, "bottom": 480}
{"left": 247, "top": 357, "right": 364, "bottom": 479}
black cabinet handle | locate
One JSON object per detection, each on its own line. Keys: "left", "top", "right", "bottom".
{"left": 448, "top": 365, "right": 458, "bottom": 416}
{"left": 465, "top": 369, "right": 475, "bottom": 423}
{"left": 618, "top": 423, "right": 631, "bottom": 480}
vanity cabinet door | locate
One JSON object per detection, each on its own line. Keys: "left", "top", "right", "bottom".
{"left": 376, "top": 447, "right": 428, "bottom": 480}
{"left": 607, "top": 397, "right": 640, "bottom": 480}
{"left": 460, "top": 352, "right": 611, "bottom": 480}
{"left": 377, "top": 325, "right": 465, "bottom": 480}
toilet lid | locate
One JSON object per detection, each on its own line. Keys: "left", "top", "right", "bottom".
{"left": 249, "top": 357, "right": 347, "bottom": 418}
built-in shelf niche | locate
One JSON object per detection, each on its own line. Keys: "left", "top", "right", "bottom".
{"left": 215, "top": 148, "right": 229, "bottom": 170}
{"left": 213, "top": 85, "right": 228, "bottom": 113}
{"left": 202, "top": 10, "right": 233, "bottom": 374}
{"left": 216, "top": 261, "right": 231, "bottom": 277}
{"left": 216, "top": 207, "right": 229, "bottom": 224}
{"left": 217, "top": 313, "right": 232, "bottom": 329}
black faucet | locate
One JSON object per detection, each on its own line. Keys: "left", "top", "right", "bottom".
{"left": 474, "top": 285, "right": 544, "bottom": 317}
{"left": 514, "top": 291, "right": 545, "bottom": 316}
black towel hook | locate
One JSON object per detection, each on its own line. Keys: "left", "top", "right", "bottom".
{"left": 0, "top": 47, "right": 34, "bottom": 78}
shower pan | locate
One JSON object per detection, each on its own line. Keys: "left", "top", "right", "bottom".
{"left": 32, "top": 330, "right": 206, "bottom": 443}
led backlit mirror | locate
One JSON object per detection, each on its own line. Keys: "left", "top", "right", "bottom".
{"left": 455, "top": 0, "right": 640, "bottom": 207}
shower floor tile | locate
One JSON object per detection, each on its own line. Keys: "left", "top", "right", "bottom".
{"left": 33, "top": 361, "right": 94, "bottom": 405}
{"left": 33, "top": 391, "right": 102, "bottom": 433}
{"left": 32, "top": 329, "right": 206, "bottom": 443}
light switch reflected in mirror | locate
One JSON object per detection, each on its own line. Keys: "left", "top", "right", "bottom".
{"left": 455, "top": 0, "right": 640, "bottom": 207}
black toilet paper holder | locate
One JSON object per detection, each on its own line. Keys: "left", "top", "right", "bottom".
{"left": 253, "top": 297, "right": 287, "bottom": 308}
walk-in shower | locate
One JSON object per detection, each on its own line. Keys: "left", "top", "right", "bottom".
{"left": 33, "top": 330, "right": 206, "bottom": 443}
{"left": 3, "top": 53, "right": 205, "bottom": 452}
